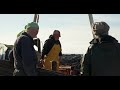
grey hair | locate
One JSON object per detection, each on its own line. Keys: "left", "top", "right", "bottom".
{"left": 92, "top": 21, "right": 110, "bottom": 32}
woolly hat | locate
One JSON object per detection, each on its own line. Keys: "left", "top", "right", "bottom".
{"left": 26, "top": 22, "right": 39, "bottom": 30}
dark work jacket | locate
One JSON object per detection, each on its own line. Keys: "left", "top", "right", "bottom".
{"left": 13, "top": 32, "right": 38, "bottom": 76}
{"left": 82, "top": 35, "right": 120, "bottom": 76}
{"left": 41, "top": 35, "right": 62, "bottom": 59}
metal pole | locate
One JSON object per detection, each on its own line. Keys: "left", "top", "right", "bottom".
{"left": 37, "top": 15, "right": 39, "bottom": 23}
{"left": 33, "top": 14, "right": 41, "bottom": 55}
{"left": 33, "top": 14, "right": 38, "bottom": 22}
{"left": 88, "top": 14, "right": 95, "bottom": 38}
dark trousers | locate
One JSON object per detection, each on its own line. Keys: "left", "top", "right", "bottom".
{"left": 13, "top": 69, "right": 26, "bottom": 76}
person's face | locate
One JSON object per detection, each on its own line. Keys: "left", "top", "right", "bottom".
{"left": 53, "top": 32, "right": 61, "bottom": 40}
{"left": 92, "top": 24, "right": 105, "bottom": 35}
{"left": 29, "top": 28, "right": 39, "bottom": 38}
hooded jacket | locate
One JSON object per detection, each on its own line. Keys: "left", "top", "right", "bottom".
{"left": 41, "top": 35, "right": 62, "bottom": 59}
{"left": 83, "top": 35, "right": 120, "bottom": 76}
{"left": 13, "top": 32, "right": 38, "bottom": 76}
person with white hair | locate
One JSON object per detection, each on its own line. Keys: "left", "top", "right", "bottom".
{"left": 82, "top": 21, "right": 120, "bottom": 76}
{"left": 13, "top": 22, "right": 39, "bottom": 76}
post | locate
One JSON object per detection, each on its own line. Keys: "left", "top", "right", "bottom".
{"left": 33, "top": 14, "right": 38, "bottom": 22}
{"left": 88, "top": 14, "right": 95, "bottom": 38}
{"left": 33, "top": 14, "right": 41, "bottom": 55}
{"left": 37, "top": 38, "right": 41, "bottom": 53}
{"left": 37, "top": 14, "right": 39, "bottom": 23}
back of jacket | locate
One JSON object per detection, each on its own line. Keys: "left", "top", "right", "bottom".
{"left": 83, "top": 35, "right": 120, "bottom": 76}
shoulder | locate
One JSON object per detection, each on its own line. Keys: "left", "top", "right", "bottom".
{"left": 45, "top": 38, "right": 54, "bottom": 44}
{"left": 58, "top": 40, "right": 61, "bottom": 44}
{"left": 18, "top": 35, "right": 30, "bottom": 42}
{"left": 15, "top": 35, "right": 31, "bottom": 46}
{"left": 88, "top": 38, "right": 97, "bottom": 49}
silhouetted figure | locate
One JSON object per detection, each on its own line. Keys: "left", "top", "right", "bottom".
{"left": 82, "top": 21, "right": 120, "bottom": 76}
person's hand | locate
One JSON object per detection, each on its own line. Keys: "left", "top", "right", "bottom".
{"left": 40, "top": 59, "right": 45, "bottom": 65}
{"left": 37, "top": 59, "right": 44, "bottom": 68}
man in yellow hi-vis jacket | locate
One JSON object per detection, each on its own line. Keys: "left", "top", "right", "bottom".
{"left": 41, "top": 30, "right": 62, "bottom": 71}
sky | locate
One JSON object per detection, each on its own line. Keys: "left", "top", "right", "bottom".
{"left": 0, "top": 14, "right": 120, "bottom": 54}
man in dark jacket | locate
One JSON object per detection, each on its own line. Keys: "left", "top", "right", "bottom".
{"left": 13, "top": 22, "right": 39, "bottom": 76}
{"left": 41, "top": 30, "right": 62, "bottom": 71}
{"left": 82, "top": 21, "right": 120, "bottom": 76}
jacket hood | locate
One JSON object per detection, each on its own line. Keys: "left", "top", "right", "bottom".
{"left": 90, "top": 35, "right": 118, "bottom": 44}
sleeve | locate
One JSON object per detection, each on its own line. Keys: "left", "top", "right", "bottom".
{"left": 41, "top": 39, "right": 51, "bottom": 59}
{"left": 21, "top": 37, "right": 37, "bottom": 76}
{"left": 82, "top": 47, "right": 91, "bottom": 76}
{"left": 59, "top": 41, "right": 62, "bottom": 56}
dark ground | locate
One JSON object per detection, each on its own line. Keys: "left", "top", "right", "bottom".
{"left": 0, "top": 54, "right": 83, "bottom": 76}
